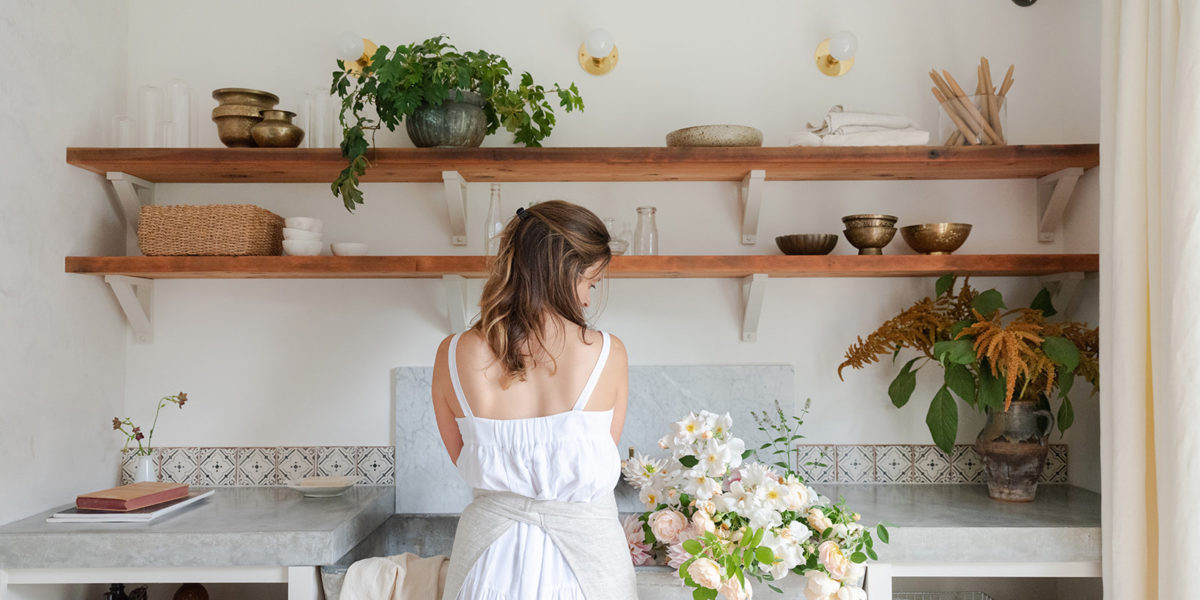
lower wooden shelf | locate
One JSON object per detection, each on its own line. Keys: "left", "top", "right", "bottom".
{"left": 64, "top": 254, "right": 1099, "bottom": 279}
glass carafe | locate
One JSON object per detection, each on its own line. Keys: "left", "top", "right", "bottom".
{"left": 484, "top": 184, "right": 504, "bottom": 255}
{"left": 633, "top": 206, "right": 658, "bottom": 255}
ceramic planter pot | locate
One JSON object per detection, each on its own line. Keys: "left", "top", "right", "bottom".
{"left": 976, "top": 400, "right": 1053, "bottom": 502}
{"left": 405, "top": 90, "right": 487, "bottom": 148}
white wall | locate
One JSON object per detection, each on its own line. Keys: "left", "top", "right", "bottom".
{"left": 120, "top": 0, "right": 1101, "bottom": 482}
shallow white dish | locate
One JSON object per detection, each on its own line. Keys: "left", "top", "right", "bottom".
{"left": 283, "top": 239, "right": 323, "bottom": 256}
{"left": 284, "top": 475, "right": 357, "bottom": 497}
{"left": 285, "top": 217, "right": 323, "bottom": 233}
{"left": 283, "top": 228, "right": 322, "bottom": 241}
{"left": 331, "top": 242, "right": 368, "bottom": 256}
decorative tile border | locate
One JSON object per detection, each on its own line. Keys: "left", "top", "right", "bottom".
{"left": 793, "top": 444, "right": 1069, "bottom": 484}
{"left": 120, "top": 446, "right": 394, "bottom": 486}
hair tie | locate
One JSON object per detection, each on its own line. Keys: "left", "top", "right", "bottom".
{"left": 516, "top": 207, "right": 531, "bottom": 221}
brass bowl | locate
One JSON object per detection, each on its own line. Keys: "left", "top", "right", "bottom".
{"left": 900, "top": 223, "right": 973, "bottom": 255}
{"left": 842, "top": 213, "right": 898, "bottom": 229}
{"left": 212, "top": 88, "right": 279, "bottom": 109}
{"left": 775, "top": 233, "right": 838, "bottom": 255}
{"left": 213, "top": 114, "right": 263, "bottom": 147}
{"left": 843, "top": 226, "right": 896, "bottom": 255}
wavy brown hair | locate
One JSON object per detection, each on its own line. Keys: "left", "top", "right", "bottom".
{"left": 472, "top": 200, "right": 612, "bottom": 385}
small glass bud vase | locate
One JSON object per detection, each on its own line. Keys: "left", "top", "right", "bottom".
{"left": 633, "top": 206, "right": 658, "bottom": 256}
{"left": 938, "top": 94, "right": 1007, "bottom": 146}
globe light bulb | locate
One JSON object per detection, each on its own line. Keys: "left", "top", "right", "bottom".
{"left": 829, "top": 31, "right": 858, "bottom": 61}
{"left": 584, "top": 28, "right": 615, "bottom": 58}
{"left": 336, "top": 31, "right": 365, "bottom": 62}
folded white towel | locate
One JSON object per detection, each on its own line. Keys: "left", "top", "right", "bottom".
{"left": 341, "top": 553, "right": 448, "bottom": 600}
{"left": 807, "top": 105, "right": 917, "bottom": 135}
{"left": 788, "top": 131, "right": 822, "bottom": 147}
{"left": 819, "top": 127, "right": 931, "bottom": 147}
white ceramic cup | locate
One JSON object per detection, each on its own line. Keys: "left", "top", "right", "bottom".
{"left": 331, "top": 242, "right": 368, "bottom": 256}
{"left": 283, "top": 228, "right": 322, "bottom": 241}
{"left": 283, "top": 240, "right": 323, "bottom": 256}
{"left": 284, "top": 217, "right": 324, "bottom": 233}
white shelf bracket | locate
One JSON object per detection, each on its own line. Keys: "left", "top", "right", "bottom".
{"left": 740, "top": 273, "right": 767, "bottom": 342}
{"left": 105, "top": 275, "right": 154, "bottom": 343}
{"left": 106, "top": 172, "right": 155, "bottom": 255}
{"left": 1038, "top": 271, "right": 1085, "bottom": 319}
{"left": 1036, "top": 167, "right": 1085, "bottom": 243}
{"left": 443, "top": 275, "right": 469, "bottom": 333}
{"left": 442, "top": 171, "right": 468, "bottom": 246}
{"left": 739, "top": 169, "right": 766, "bottom": 245}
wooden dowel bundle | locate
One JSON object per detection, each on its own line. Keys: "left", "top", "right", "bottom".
{"left": 931, "top": 58, "right": 1013, "bottom": 146}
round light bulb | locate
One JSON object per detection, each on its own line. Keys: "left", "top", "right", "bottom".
{"left": 828, "top": 31, "right": 858, "bottom": 61}
{"left": 335, "top": 31, "right": 365, "bottom": 62}
{"left": 584, "top": 28, "right": 615, "bottom": 58}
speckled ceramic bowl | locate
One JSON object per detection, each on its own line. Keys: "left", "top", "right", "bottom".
{"left": 665, "top": 125, "right": 763, "bottom": 147}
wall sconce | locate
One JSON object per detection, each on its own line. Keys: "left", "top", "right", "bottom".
{"left": 578, "top": 28, "right": 618, "bottom": 75}
{"left": 336, "top": 31, "right": 379, "bottom": 76}
{"left": 815, "top": 30, "right": 858, "bottom": 77}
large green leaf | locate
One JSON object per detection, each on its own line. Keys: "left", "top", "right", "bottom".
{"left": 889, "top": 358, "right": 921, "bottom": 408}
{"left": 936, "top": 274, "right": 956, "bottom": 298}
{"left": 926, "top": 386, "right": 959, "bottom": 454}
{"left": 1031, "top": 288, "right": 1058, "bottom": 317}
{"left": 971, "top": 289, "right": 1006, "bottom": 317}
{"left": 978, "top": 364, "right": 1006, "bottom": 410}
{"left": 1042, "top": 336, "right": 1081, "bottom": 371}
{"left": 945, "top": 363, "right": 977, "bottom": 406}
{"left": 933, "top": 339, "right": 976, "bottom": 365}
{"left": 1057, "top": 365, "right": 1076, "bottom": 398}
{"left": 1057, "top": 396, "right": 1075, "bottom": 433}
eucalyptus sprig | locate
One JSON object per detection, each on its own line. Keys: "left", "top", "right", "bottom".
{"left": 330, "top": 35, "right": 585, "bottom": 211}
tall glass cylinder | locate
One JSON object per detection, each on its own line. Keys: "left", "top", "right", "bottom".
{"left": 166, "top": 79, "right": 191, "bottom": 147}
{"left": 633, "top": 206, "right": 658, "bottom": 256}
{"left": 137, "top": 86, "right": 162, "bottom": 147}
{"left": 111, "top": 116, "right": 135, "bottom": 147}
{"left": 308, "top": 88, "right": 333, "bottom": 148}
{"left": 156, "top": 121, "right": 178, "bottom": 147}
{"left": 485, "top": 184, "right": 504, "bottom": 255}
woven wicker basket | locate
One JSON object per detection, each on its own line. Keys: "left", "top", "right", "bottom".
{"left": 137, "top": 205, "right": 284, "bottom": 256}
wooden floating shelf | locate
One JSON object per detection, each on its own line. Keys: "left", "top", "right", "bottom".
{"left": 65, "top": 145, "right": 1099, "bottom": 183}
{"left": 65, "top": 254, "right": 1099, "bottom": 280}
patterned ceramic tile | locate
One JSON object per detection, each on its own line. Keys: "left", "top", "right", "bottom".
{"left": 836, "top": 446, "right": 875, "bottom": 483}
{"left": 276, "top": 447, "right": 317, "bottom": 483}
{"left": 1041, "top": 444, "right": 1069, "bottom": 483}
{"left": 912, "top": 446, "right": 953, "bottom": 483}
{"left": 874, "top": 445, "right": 914, "bottom": 483}
{"left": 358, "top": 447, "right": 394, "bottom": 485}
{"left": 951, "top": 446, "right": 984, "bottom": 483}
{"left": 318, "top": 447, "right": 359, "bottom": 478}
{"left": 794, "top": 445, "right": 835, "bottom": 484}
{"left": 237, "top": 448, "right": 277, "bottom": 486}
{"left": 195, "top": 447, "right": 237, "bottom": 486}
{"left": 160, "top": 447, "right": 198, "bottom": 485}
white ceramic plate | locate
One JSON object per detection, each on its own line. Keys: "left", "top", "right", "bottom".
{"left": 284, "top": 476, "right": 357, "bottom": 497}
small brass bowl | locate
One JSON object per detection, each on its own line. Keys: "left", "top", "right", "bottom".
{"left": 842, "top": 213, "right": 898, "bottom": 229}
{"left": 211, "top": 88, "right": 279, "bottom": 109}
{"left": 843, "top": 226, "right": 897, "bottom": 255}
{"left": 775, "top": 234, "right": 838, "bottom": 255}
{"left": 213, "top": 114, "right": 262, "bottom": 148}
{"left": 900, "top": 223, "right": 973, "bottom": 255}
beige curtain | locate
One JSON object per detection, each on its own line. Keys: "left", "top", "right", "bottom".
{"left": 1101, "top": 1, "right": 1200, "bottom": 598}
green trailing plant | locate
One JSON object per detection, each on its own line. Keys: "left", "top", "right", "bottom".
{"left": 838, "top": 275, "right": 1099, "bottom": 453}
{"left": 330, "top": 35, "right": 585, "bottom": 211}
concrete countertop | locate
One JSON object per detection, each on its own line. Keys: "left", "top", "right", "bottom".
{"left": 0, "top": 486, "right": 394, "bottom": 569}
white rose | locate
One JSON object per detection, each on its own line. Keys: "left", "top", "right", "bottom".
{"left": 688, "top": 557, "right": 723, "bottom": 589}
{"left": 804, "top": 570, "right": 840, "bottom": 600}
{"left": 649, "top": 509, "right": 689, "bottom": 544}
{"left": 698, "top": 499, "right": 717, "bottom": 515}
{"left": 719, "top": 575, "right": 753, "bottom": 600}
{"left": 836, "top": 586, "right": 866, "bottom": 600}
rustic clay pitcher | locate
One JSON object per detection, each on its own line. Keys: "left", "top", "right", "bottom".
{"left": 976, "top": 399, "right": 1054, "bottom": 502}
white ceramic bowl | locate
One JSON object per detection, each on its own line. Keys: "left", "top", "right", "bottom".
{"left": 284, "top": 217, "right": 323, "bottom": 233}
{"left": 283, "top": 228, "right": 322, "bottom": 241}
{"left": 282, "top": 239, "right": 323, "bottom": 256}
{"left": 330, "top": 242, "right": 368, "bottom": 256}
{"left": 284, "top": 475, "right": 357, "bottom": 498}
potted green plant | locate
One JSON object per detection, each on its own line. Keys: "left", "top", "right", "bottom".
{"left": 330, "top": 35, "right": 585, "bottom": 212}
{"left": 838, "top": 275, "right": 1098, "bottom": 501}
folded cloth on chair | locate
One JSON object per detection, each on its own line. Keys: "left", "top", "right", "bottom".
{"left": 341, "top": 553, "right": 449, "bottom": 600}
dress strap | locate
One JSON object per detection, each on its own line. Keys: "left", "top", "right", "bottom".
{"left": 447, "top": 332, "right": 474, "bottom": 419}
{"left": 572, "top": 331, "right": 611, "bottom": 412}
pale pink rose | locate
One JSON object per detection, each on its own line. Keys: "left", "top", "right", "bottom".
{"left": 629, "top": 540, "right": 654, "bottom": 566}
{"left": 622, "top": 514, "right": 645, "bottom": 542}
{"left": 692, "top": 509, "right": 716, "bottom": 534}
{"left": 720, "top": 575, "right": 753, "bottom": 600}
{"left": 697, "top": 499, "right": 718, "bottom": 515}
{"left": 807, "top": 508, "right": 833, "bottom": 534}
{"left": 650, "top": 509, "right": 689, "bottom": 544}
{"left": 804, "top": 570, "right": 840, "bottom": 600}
{"left": 818, "top": 541, "right": 850, "bottom": 581}
{"left": 688, "top": 557, "right": 723, "bottom": 590}
{"left": 836, "top": 586, "right": 866, "bottom": 600}
{"left": 667, "top": 528, "right": 700, "bottom": 569}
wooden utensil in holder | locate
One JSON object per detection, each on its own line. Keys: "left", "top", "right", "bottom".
{"left": 933, "top": 58, "right": 1013, "bottom": 146}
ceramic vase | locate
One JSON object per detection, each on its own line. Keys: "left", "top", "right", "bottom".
{"left": 134, "top": 454, "right": 157, "bottom": 483}
{"left": 976, "top": 400, "right": 1052, "bottom": 502}
{"left": 405, "top": 90, "right": 486, "bottom": 148}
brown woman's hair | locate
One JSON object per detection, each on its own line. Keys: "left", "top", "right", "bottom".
{"left": 472, "top": 200, "right": 611, "bottom": 386}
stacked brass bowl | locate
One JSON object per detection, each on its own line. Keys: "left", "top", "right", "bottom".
{"left": 842, "top": 214, "right": 898, "bottom": 255}
{"left": 212, "top": 88, "right": 280, "bottom": 147}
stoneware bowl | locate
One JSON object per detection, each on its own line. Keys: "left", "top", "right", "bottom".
{"left": 211, "top": 87, "right": 280, "bottom": 109}
{"left": 330, "top": 242, "right": 368, "bottom": 256}
{"left": 842, "top": 214, "right": 899, "bottom": 229}
{"left": 843, "top": 226, "right": 897, "bottom": 255}
{"left": 282, "top": 228, "right": 322, "bottom": 241}
{"left": 284, "top": 217, "right": 323, "bottom": 233}
{"left": 282, "top": 240, "right": 323, "bottom": 256}
{"left": 665, "top": 125, "right": 763, "bottom": 147}
{"left": 775, "top": 234, "right": 839, "bottom": 255}
{"left": 900, "top": 223, "right": 973, "bottom": 255}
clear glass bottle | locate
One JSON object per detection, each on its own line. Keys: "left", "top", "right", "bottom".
{"left": 603, "top": 218, "right": 628, "bottom": 255}
{"left": 633, "top": 206, "right": 658, "bottom": 255}
{"left": 485, "top": 183, "right": 504, "bottom": 255}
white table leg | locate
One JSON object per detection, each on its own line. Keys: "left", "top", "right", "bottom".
{"left": 865, "top": 563, "right": 892, "bottom": 600}
{"left": 287, "top": 566, "right": 320, "bottom": 600}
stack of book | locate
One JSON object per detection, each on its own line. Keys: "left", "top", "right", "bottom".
{"left": 47, "top": 482, "right": 214, "bottom": 523}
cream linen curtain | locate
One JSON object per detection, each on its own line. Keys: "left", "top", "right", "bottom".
{"left": 1101, "top": 1, "right": 1200, "bottom": 598}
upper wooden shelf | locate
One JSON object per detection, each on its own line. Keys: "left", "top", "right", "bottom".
{"left": 65, "top": 145, "right": 1099, "bottom": 184}
{"left": 65, "top": 254, "right": 1099, "bottom": 279}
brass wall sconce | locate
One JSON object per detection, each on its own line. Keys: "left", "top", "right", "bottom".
{"left": 578, "top": 28, "right": 618, "bottom": 75}
{"left": 336, "top": 31, "right": 379, "bottom": 76}
{"left": 815, "top": 31, "right": 858, "bottom": 77}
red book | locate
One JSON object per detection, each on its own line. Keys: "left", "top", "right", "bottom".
{"left": 76, "top": 482, "right": 189, "bottom": 512}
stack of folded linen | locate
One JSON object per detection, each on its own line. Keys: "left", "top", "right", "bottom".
{"left": 790, "top": 105, "right": 930, "bottom": 146}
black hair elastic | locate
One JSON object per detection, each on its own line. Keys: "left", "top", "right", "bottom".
{"left": 516, "top": 207, "right": 531, "bottom": 221}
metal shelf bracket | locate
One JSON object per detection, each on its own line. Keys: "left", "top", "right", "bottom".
{"left": 740, "top": 273, "right": 767, "bottom": 342}
{"left": 107, "top": 172, "right": 155, "bottom": 255}
{"left": 1038, "top": 271, "right": 1085, "bottom": 319}
{"left": 1037, "top": 167, "right": 1085, "bottom": 243}
{"left": 739, "top": 170, "right": 766, "bottom": 245}
{"left": 105, "top": 275, "right": 154, "bottom": 343}
{"left": 442, "top": 274, "right": 469, "bottom": 332}
{"left": 443, "top": 171, "right": 468, "bottom": 246}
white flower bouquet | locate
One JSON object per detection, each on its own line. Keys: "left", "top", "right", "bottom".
{"left": 622, "top": 408, "right": 887, "bottom": 600}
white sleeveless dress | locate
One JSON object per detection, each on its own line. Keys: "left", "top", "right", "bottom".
{"left": 448, "top": 330, "right": 623, "bottom": 600}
